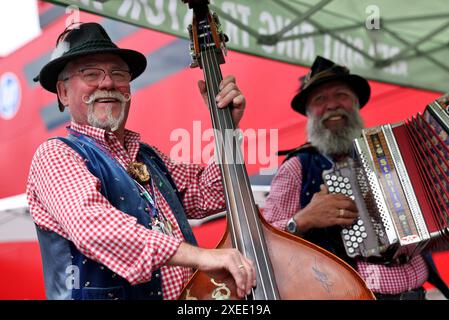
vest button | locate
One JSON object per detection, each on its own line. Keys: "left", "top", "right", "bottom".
{"left": 157, "top": 291, "right": 162, "bottom": 296}
{"left": 84, "top": 282, "right": 90, "bottom": 287}
{"left": 120, "top": 196, "right": 125, "bottom": 201}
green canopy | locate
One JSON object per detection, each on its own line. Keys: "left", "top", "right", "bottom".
{"left": 44, "top": 0, "right": 449, "bottom": 92}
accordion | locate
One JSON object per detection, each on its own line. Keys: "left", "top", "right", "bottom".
{"left": 323, "top": 94, "right": 449, "bottom": 263}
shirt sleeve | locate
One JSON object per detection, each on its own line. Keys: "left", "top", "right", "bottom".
{"left": 26, "top": 139, "right": 181, "bottom": 285}
{"left": 150, "top": 147, "right": 226, "bottom": 219}
{"left": 262, "top": 157, "right": 303, "bottom": 230}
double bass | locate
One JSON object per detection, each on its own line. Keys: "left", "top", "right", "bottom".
{"left": 179, "top": 0, "right": 375, "bottom": 300}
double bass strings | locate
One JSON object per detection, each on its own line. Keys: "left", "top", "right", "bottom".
{"left": 199, "top": 20, "right": 278, "bottom": 299}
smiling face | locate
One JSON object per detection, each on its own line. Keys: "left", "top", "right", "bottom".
{"left": 305, "top": 81, "right": 358, "bottom": 132}
{"left": 305, "top": 81, "right": 365, "bottom": 156}
{"left": 56, "top": 53, "right": 131, "bottom": 132}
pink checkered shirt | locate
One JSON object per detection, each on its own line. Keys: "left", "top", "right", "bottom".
{"left": 263, "top": 156, "right": 429, "bottom": 295}
{"left": 26, "top": 122, "right": 225, "bottom": 300}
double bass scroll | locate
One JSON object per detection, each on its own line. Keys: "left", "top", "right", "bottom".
{"left": 179, "top": 0, "right": 375, "bottom": 300}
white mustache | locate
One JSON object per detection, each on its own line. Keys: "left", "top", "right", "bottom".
{"left": 84, "top": 90, "right": 129, "bottom": 132}
{"left": 82, "top": 90, "right": 130, "bottom": 105}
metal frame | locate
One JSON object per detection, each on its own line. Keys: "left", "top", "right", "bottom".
{"left": 210, "top": 0, "right": 449, "bottom": 73}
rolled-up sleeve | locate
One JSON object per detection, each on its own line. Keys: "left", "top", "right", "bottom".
{"left": 262, "top": 157, "right": 303, "bottom": 230}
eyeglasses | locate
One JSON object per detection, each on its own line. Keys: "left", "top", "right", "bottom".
{"left": 63, "top": 68, "right": 132, "bottom": 86}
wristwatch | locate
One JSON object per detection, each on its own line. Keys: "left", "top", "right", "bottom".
{"left": 286, "top": 217, "right": 298, "bottom": 234}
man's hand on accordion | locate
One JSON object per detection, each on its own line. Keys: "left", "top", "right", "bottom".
{"left": 293, "top": 185, "right": 359, "bottom": 233}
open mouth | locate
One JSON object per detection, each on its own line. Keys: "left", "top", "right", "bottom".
{"left": 95, "top": 98, "right": 120, "bottom": 103}
{"left": 322, "top": 114, "right": 348, "bottom": 128}
{"left": 326, "top": 115, "right": 344, "bottom": 121}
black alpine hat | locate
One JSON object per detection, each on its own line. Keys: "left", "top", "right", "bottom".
{"left": 291, "top": 56, "right": 370, "bottom": 115}
{"left": 35, "top": 22, "right": 147, "bottom": 111}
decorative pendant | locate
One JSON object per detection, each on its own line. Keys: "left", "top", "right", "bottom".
{"left": 127, "top": 162, "right": 150, "bottom": 184}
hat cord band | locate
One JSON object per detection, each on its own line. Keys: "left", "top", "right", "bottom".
{"left": 65, "top": 40, "right": 118, "bottom": 55}
{"left": 302, "top": 66, "right": 349, "bottom": 90}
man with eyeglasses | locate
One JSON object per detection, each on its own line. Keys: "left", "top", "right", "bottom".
{"left": 27, "top": 22, "right": 255, "bottom": 300}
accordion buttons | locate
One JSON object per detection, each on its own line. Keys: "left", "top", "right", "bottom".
{"left": 348, "top": 248, "right": 355, "bottom": 254}
{"left": 361, "top": 232, "right": 368, "bottom": 239}
{"left": 357, "top": 219, "right": 364, "bottom": 226}
{"left": 359, "top": 226, "right": 366, "bottom": 232}
{"left": 353, "top": 225, "right": 359, "bottom": 231}
{"left": 342, "top": 229, "right": 349, "bottom": 234}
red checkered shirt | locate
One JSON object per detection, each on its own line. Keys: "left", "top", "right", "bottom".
{"left": 263, "top": 156, "right": 429, "bottom": 295}
{"left": 26, "top": 122, "right": 225, "bottom": 300}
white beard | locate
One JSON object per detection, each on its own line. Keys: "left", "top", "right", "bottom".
{"left": 307, "top": 105, "right": 364, "bottom": 156}
{"left": 84, "top": 90, "right": 128, "bottom": 132}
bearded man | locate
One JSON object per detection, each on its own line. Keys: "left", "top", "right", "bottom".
{"left": 27, "top": 22, "right": 255, "bottom": 300}
{"left": 262, "top": 56, "right": 449, "bottom": 300}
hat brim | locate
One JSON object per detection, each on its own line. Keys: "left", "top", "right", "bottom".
{"left": 38, "top": 47, "right": 147, "bottom": 94}
{"left": 291, "top": 74, "right": 371, "bottom": 115}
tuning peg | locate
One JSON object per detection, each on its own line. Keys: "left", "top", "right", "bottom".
{"left": 187, "top": 24, "right": 199, "bottom": 68}
{"left": 212, "top": 12, "right": 228, "bottom": 56}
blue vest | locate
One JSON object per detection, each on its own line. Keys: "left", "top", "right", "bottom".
{"left": 288, "top": 144, "right": 449, "bottom": 297}
{"left": 36, "top": 133, "right": 197, "bottom": 300}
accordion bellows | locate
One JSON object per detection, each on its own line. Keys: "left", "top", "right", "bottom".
{"left": 323, "top": 94, "right": 449, "bottom": 264}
